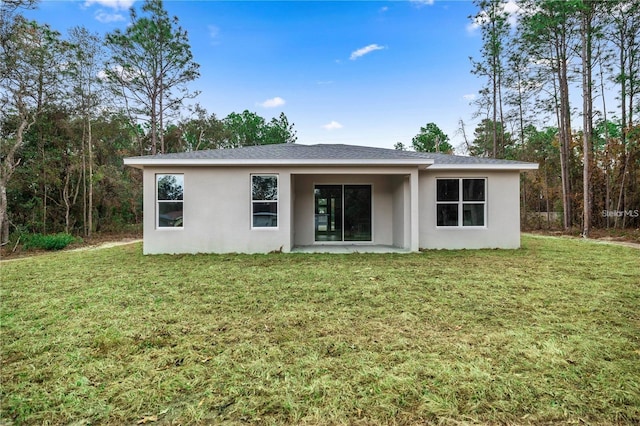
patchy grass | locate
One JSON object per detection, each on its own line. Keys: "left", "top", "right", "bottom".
{"left": 1, "top": 235, "right": 639, "bottom": 425}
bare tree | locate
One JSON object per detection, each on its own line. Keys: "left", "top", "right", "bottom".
{"left": 0, "top": 15, "right": 63, "bottom": 243}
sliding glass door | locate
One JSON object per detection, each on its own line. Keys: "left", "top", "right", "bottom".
{"left": 314, "top": 185, "right": 342, "bottom": 241}
{"left": 314, "top": 185, "right": 371, "bottom": 242}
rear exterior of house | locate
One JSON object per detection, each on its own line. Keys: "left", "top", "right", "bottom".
{"left": 124, "top": 144, "right": 538, "bottom": 254}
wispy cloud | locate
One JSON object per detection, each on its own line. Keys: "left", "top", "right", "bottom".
{"left": 208, "top": 25, "right": 220, "bottom": 45}
{"left": 94, "top": 9, "right": 126, "bottom": 23}
{"left": 410, "top": 0, "right": 435, "bottom": 7}
{"left": 83, "top": 0, "right": 134, "bottom": 11}
{"left": 350, "top": 44, "right": 385, "bottom": 61}
{"left": 379, "top": 6, "right": 389, "bottom": 13}
{"left": 467, "top": 0, "right": 521, "bottom": 33}
{"left": 83, "top": 0, "right": 132, "bottom": 23}
{"left": 463, "top": 94, "right": 476, "bottom": 101}
{"left": 323, "top": 121, "right": 343, "bottom": 130}
{"left": 259, "top": 97, "right": 286, "bottom": 108}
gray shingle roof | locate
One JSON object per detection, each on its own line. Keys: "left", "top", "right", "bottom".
{"left": 126, "top": 143, "right": 537, "bottom": 166}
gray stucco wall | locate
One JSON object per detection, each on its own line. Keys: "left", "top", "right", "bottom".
{"left": 418, "top": 170, "right": 521, "bottom": 249}
{"left": 143, "top": 166, "right": 292, "bottom": 254}
{"left": 391, "top": 175, "right": 409, "bottom": 248}
{"left": 141, "top": 166, "right": 523, "bottom": 253}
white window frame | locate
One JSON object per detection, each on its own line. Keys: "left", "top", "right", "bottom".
{"left": 251, "top": 174, "right": 279, "bottom": 230}
{"left": 435, "top": 178, "right": 487, "bottom": 228}
{"left": 156, "top": 173, "right": 184, "bottom": 230}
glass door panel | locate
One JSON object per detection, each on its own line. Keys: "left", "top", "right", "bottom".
{"left": 314, "top": 184, "right": 372, "bottom": 242}
{"left": 344, "top": 185, "right": 372, "bottom": 241}
{"left": 314, "top": 185, "right": 342, "bottom": 241}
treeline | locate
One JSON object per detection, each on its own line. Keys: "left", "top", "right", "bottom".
{"left": 466, "top": 0, "right": 639, "bottom": 233}
{"left": 4, "top": 109, "right": 296, "bottom": 240}
{"left": 2, "top": 0, "right": 639, "bottom": 246}
{"left": 0, "top": 0, "right": 296, "bottom": 244}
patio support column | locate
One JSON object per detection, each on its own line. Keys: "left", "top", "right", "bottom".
{"left": 409, "top": 169, "right": 420, "bottom": 251}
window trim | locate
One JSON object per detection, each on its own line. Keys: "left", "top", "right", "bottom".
{"left": 435, "top": 177, "right": 487, "bottom": 228}
{"left": 251, "top": 174, "right": 279, "bottom": 230}
{"left": 156, "top": 173, "right": 184, "bottom": 230}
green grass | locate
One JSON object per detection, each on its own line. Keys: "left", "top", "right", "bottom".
{"left": 1, "top": 235, "right": 639, "bottom": 425}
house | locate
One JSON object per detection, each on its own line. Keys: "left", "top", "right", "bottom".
{"left": 123, "top": 143, "right": 538, "bottom": 254}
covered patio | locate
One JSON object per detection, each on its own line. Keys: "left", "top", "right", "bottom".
{"left": 290, "top": 169, "right": 420, "bottom": 252}
{"left": 291, "top": 244, "right": 412, "bottom": 254}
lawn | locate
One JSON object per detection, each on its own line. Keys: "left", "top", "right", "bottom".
{"left": 1, "top": 235, "right": 639, "bottom": 425}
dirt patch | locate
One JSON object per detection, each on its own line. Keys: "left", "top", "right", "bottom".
{"left": 526, "top": 228, "right": 640, "bottom": 244}
{"left": 0, "top": 232, "right": 142, "bottom": 261}
{"left": 67, "top": 238, "right": 142, "bottom": 252}
{"left": 584, "top": 238, "right": 640, "bottom": 249}
{"left": 525, "top": 232, "right": 640, "bottom": 249}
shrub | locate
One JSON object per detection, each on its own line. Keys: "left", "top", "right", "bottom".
{"left": 22, "top": 233, "right": 81, "bottom": 251}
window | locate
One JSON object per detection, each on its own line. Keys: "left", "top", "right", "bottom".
{"left": 252, "top": 174, "right": 278, "bottom": 228}
{"left": 156, "top": 174, "right": 184, "bottom": 228}
{"left": 436, "top": 178, "right": 486, "bottom": 227}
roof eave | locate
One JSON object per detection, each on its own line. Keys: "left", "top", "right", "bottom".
{"left": 426, "top": 163, "right": 539, "bottom": 171}
{"left": 123, "top": 158, "right": 435, "bottom": 168}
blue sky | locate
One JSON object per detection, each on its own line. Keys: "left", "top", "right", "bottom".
{"left": 27, "top": 0, "right": 485, "bottom": 151}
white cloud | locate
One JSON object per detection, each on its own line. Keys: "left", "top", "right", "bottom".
{"left": 323, "top": 121, "right": 343, "bottom": 131}
{"left": 208, "top": 25, "right": 220, "bottom": 39}
{"left": 503, "top": 0, "right": 520, "bottom": 14}
{"left": 379, "top": 6, "right": 389, "bottom": 13}
{"left": 94, "top": 9, "right": 126, "bottom": 23}
{"left": 350, "top": 44, "right": 385, "bottom": 60}
{"left": 102, "top": 64, "right": 142, "bottom": 83}
{"left": 84, "top": 0, "right": 134, "bottom": 11}
{"left": 208, "top": 25, "right": 220, "bottom": 45}
{"left": 467, "top": 10, "right": 488, "bottom": 33}
{"left": 467, "top": 0, "right": 522, "bottom": 33}
{"left": 410, "top": 0, "right": 435, "bottom": 7}
{"left": 259, "top": 97, "right": 286, "bottom": 108}
{"left": 463, "top": 94, "right": 476, "bottom": 101}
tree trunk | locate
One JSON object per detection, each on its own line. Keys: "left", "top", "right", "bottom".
{"left": 63, "top": 172, "right": 71, "bottom": 234}
{"left": 151, "top": 95, "right": 157, "bottom": 155}
{"left": 82, "top": 117, "right": 87, "bottom": 236}
{"left": 556, "top": 38, "right": 573, "bottom": 230}
{"left": 0, "top": 183, "right": 9, "bottom": 244}
{"left": 0, "top": 116, "right": 31, "bottom": 244}
{"left": 581, "top": 5, "right": 593, "bottom": 238}
{"left": 88, "top": 116, "right": 93, "bottom": 239}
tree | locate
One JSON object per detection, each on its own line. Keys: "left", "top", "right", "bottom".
{"left": 605, "top": 0, "right": 640, "bottom": 227}
{"left": 223, "top": 111, "right": 267, "bottom": 148}
{"left": 394, "top": 142, "right": 408, "bottom": 151}
{"left": 0, "top": 0, "right": 37, "bottom": 45}
{"left": 0, "top": 16, "right": 64, "bottom": 243}
{"left": 411, "top": 123, "right": 453, "bottom": 153}
{"left": 222, "top": 110, "right": 297, "bottom": 148}
{"left": 503, "top": 39, "right": 536, "bottom": 147}
{"left": 469, "top": 119, "right": 514, "bottom": 158}
{"left": 518, "top": 125, "right": 561, "bottom": 228}
{"left": 265, "top": 112, "right": 297, "bottom": 145}
{"left": 105, "top": 0, "right": 200, "bottom": 155}
{"left": 579, "top": 0, "right": 595, "bottom": 237}
{"left": 67, "top": 26, "right": 106, "bottom": 238}
{"left": 520, "top": 0, "right": 581, "bottom": 229}
{"left": 176, "top": 104, "right": 227, "bottom": 152}
{"left": 470, "top": 0, "right": 511, "bottom": 158}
